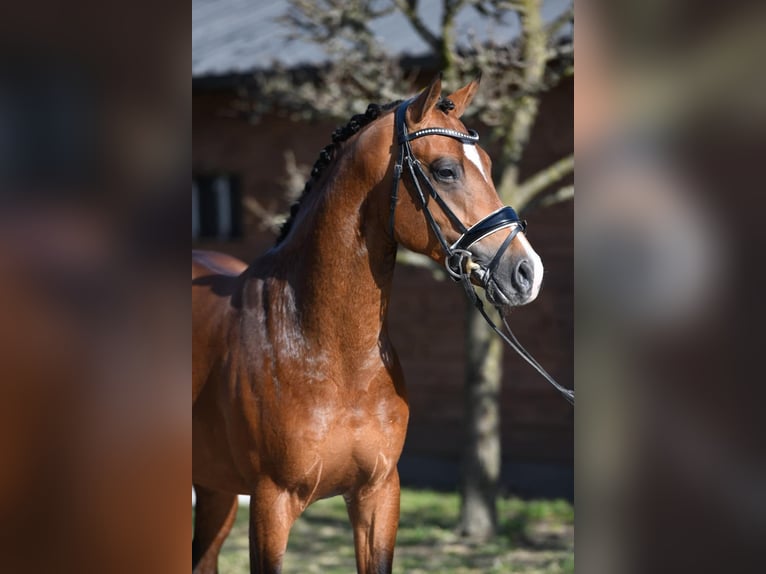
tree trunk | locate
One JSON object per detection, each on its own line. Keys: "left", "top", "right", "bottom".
{"left": 458, "top": 293, "right": 503, "bottom": 540}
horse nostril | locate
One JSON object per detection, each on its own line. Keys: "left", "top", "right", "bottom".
{"left": 512, "top": 259, "right": 533, "bottom": 294}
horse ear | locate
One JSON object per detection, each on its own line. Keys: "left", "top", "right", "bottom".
{"left": 445, "top": 73, "right": 481, "bottom": 118}
{"left": 407, "top": 75, "right": 442, "bottom": 127}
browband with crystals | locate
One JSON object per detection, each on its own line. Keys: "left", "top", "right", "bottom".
{"left": 405, "top": 126, "right": 480, "bottom": 144}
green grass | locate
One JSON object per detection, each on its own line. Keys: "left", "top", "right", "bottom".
{"left": 205, "top": 489, "right": 573, "bottom": 573}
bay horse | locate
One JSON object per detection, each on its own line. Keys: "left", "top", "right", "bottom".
{"left": 192, "top": 76, "right": 544, "bottom": 574}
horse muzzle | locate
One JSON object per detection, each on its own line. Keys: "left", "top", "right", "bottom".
{"left": 482, "top": 255, "right": 540, "bottom": 307}
{"left": 444, "top": 206, "right": 541, "bottom": 307}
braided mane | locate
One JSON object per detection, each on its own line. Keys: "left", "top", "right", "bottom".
{"left": 275, "top": 96, "right": 457, "bottom": 245}
{"left": 275, "top": 100, "right": 403, "bottom": 245}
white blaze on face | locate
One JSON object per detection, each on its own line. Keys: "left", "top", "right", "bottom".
{"left": 462, "top": 142, "right": 543, "bottom": 301}
{"left": 463, "top": 144, "right": 487, "bottom": 181}
{"left": 516, "top": 231, "right": 544, "bottom": 300}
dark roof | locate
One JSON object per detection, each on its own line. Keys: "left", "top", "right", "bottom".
{"left": 193, "top": 0, "right": 569, "bottom": 78}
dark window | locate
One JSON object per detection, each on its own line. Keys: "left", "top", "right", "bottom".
{"left": 192, "top": 174, "right": 242, "bottom": 240}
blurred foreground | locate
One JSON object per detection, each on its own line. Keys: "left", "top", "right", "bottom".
{"left": 0, "top": 1, "right": 188, "bottom": 572}
{"left": 577, "top": 2, "right": 766, "bottom": 573}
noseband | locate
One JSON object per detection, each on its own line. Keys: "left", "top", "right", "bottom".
{"left": 389, "top": 98, "right": 575, "bottom": 405}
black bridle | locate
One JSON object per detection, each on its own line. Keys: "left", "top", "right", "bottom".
{"left": 390, "top": 99, "right": 527, "bottom": 281}
{"left": 390, "top": 98, "right": 575, "bottom": 405}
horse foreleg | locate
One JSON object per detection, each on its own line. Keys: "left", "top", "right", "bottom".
{"left": 345, "top": 471, "right": 401, "bottom": 574}
{"left": 192, "top": 484, "right": 238, "bottom": 574}
{"left": 248, "top": 482, "right": 301, "bottom": 574}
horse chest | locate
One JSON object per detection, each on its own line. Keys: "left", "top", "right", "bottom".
{"left": 289, "top": 392, "right": 404, "bottom": 452}
{"left": 230, "top": 337, "right": 408, "bottom": 494}
{"left": 265, "top": 387, "right": 408, "bottom": 496}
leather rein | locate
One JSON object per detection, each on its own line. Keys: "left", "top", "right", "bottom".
{"left": 390, "top": 98, "right": 575, "bottom": 405}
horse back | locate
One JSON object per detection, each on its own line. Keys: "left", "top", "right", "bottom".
{"left": 192, "top": 250, "right": 247, "bottom": 403}
{"left": 192, "top": 249, "right": 248, "bottom": 279}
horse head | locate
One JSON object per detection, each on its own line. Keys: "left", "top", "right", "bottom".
{"left": 387, "top": 75, "right": 543, "bottom": 307}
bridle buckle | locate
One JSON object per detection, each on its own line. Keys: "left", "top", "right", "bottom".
{"left": 445, "top": 249, "right": 475, "bottom": 281}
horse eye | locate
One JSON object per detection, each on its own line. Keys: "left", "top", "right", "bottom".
{"left": 434, "top": 166, "right": 457, "bottom": 181}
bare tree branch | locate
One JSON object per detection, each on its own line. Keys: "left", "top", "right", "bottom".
{"left": 538, "top": 184, "right": 574, "bottom": 209}
{"left": 392, "top": 0, "right": 441, "bottom": 51}
{"left": 280, "top": 150, "right": 309, "bottom": 202}
{"left": 547, "top": 41, "right": 573, "bottom": 62}
{"left": 513, "top": 153, "right": 574, "bottom": 210}
{"left": 396, "top": 249, "right": 446, "bottom": 279}
{"left": 543, "top": 5, "right": 573, "bottom": 42}
{"left": 502, "top": 0, "right": 546, "bottom": 168}
{"left": 243, "top": 197, "right": 287, "bottom": 234}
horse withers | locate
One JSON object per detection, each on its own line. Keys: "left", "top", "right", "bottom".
{"left": 192, "top": 76, "right": 543, "bottom": 574}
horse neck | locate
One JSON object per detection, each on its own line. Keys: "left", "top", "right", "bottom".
{"left": 266, "top": 153, "right": 396, "bottom": 357}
